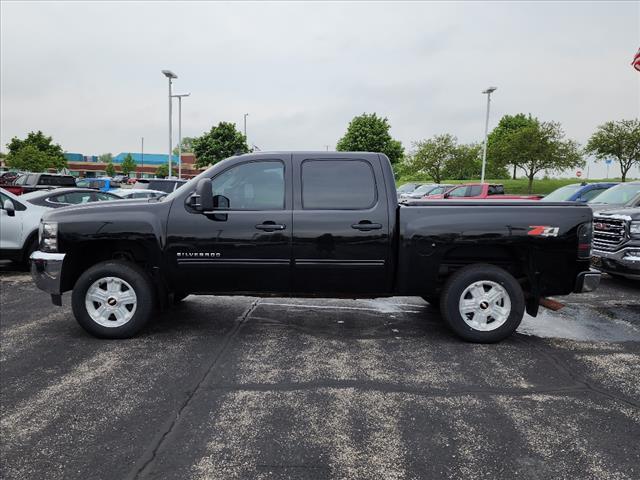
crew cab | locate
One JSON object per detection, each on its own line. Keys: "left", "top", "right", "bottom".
{"left": 426, "top": 183, "right": 542, "bottom": 200}
{"left": 30, "top": 152, "right": 599, "bottom": 343}
{"left": 591, "top": 207, "right": 640, "bottom": 279}
{"left": 1, "top": 173, "right": 76, "bottom": 195}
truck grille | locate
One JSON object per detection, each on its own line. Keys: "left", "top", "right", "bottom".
{"left": 592, "top": 217, "right": 626, "bottom": 252}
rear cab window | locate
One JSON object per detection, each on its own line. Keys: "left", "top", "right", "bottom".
{"left": 301, "top": 160, "right": 376, "bottom": 210}
{"left": 39, "top": 175, "right": 76, "bottom": 186}
{"left": 467, "top": 185, "right": 483, "bottom": 197}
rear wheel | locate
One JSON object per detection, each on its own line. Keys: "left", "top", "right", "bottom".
{"left": 440, "top": 264, "right": 525, "bottom": 343}
{"left": 71, "top": 260, "right": 155, "bottom": 339}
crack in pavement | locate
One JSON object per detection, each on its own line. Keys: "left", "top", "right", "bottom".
{"left": 516, "top": 336, "right": 640, "bottom": 409}
{"left": 126, "top": 299, "right": 261, "bottom": 480}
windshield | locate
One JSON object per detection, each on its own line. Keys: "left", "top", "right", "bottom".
{"left": 397, "top": 183, "right": 418, "bottom": 193}
{"left": 163, "top": 167, "right": 216, "bottom": 202}
{"left": 542, "top": 184, "right": 581, "bottom": 201}
{"left": 410, "top": 184, "right": 436, "bottom": 196}
{"left": 588, "top": 183, "right": 640, "bottom": 204}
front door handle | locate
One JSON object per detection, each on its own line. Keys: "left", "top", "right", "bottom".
{"left": 255, "top": 222, "right": 286, "bottom": 232}
{"left": 351, "top": 221, "right": 382, "bottom": 231}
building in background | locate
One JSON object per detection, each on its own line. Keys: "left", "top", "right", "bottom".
{"left": 63, "top": 152, "right": 203, "bottom": 179}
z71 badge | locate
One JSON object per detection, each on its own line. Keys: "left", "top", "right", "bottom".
{"left": 527, "top": 226, "right": 560, "bottom": 237}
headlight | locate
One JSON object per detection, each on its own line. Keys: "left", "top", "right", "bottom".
{"left": 630, "top": 221, "right": 640, "bottom": 237}
{"left": 39, "top": 221, "right": 58, "bottom": 252}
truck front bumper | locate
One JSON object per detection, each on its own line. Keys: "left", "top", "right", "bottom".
{"left": 591, "top": 247, "right": 640, "bottom": 280}
{"left": 30, "top": 251, "right": 65, "bottom": 303}
{"left": 574, "top": 270, "right": 601, "bottom": 293}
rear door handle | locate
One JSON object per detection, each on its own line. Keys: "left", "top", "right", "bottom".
{"left": 351, "top": 221, "right": 382, "bottom": 231}
{"left": 255, "top": 222, "right": 286, "bottom": 232}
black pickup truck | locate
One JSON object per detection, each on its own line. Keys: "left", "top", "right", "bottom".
{"left": 30, "top": 152, "right": 600, "bottom": 342}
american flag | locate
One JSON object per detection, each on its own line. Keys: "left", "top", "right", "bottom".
{"left": 632, "top": 47, "right": 640, "bottom": 72}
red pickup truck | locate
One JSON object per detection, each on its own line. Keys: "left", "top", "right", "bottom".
{"left": 425, "top": 183, "right": 542, "bottom": 200}
{"left": 0, "top": 173, "right": 76, "bottom": 195}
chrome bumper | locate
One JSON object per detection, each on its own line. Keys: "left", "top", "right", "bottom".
{"left": 592, "top": 247, "right": 640, "bottom": 279}
{"left": 574, "top": 270, "right": 601, "bottom": 293}
{"left": 30, "top": 251, "right": 66, "bottom": 295}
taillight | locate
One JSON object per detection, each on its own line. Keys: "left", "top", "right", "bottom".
{"left": 577, "top": 223, "right": 592, "bottom": 259}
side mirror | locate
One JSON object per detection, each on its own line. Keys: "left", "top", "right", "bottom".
{"left": 213, "top": 195, "right": 229, "bottom": 209}
{"left": 211, "top": 195, "right": 229, "bottom": 221}
{"left": 190, "top": 178, "right": 213, "bottom": 212}
{"left": 3, "top": 199, "right": 15, "bottom": 217}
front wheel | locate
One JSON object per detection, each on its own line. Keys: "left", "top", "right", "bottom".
{"left": 71, "top": 260, "right": 156, "bottom": 339}
{"left": 440, "top": 264, "right": 525, "bottom": 343}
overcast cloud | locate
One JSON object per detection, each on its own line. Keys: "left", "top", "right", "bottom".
{"left": 1, "top": 1, "right": 639, "bottom": 178}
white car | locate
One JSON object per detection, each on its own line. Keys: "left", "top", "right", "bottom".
{"left": 0, "top": 187, "right": 120, "bottom": 264}
{"left": 1, "top": 188, "right": 49, "bottom": 263}
{"left": 109, "top": 188, "right": 166, "bottom": 200}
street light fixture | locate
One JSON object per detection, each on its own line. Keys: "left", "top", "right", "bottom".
{"left": 480, "top": 86, "right": 497, "bottom": 184}
{"left": 162, "top": 70, "right": 178, "bottom": 178}
{"left": 172, "top": 93, "right": 191, "bottom": 179}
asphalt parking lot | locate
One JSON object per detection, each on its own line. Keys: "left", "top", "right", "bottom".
{"left": 1, "top": 262, "right": 639, "bottom": 480}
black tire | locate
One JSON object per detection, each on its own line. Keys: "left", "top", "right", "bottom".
{"left": 71, "top": 260, "right": 156, "bottom": 339}
{"left": 22, "top": 235, "right": 38, "bottom": 266}
{"left": 421, "top": 296, "right": 440, "bottom": 309}
{"left": 440, "top": 264, "right": 525, "bottom": 343}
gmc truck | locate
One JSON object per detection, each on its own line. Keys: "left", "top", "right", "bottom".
{"left": 591, "top": 207, "right": 640, "bottom": 279}
{"left": 30, "top": 152, "right": 600, "bottom": 343}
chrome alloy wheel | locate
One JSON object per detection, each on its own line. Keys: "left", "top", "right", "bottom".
{"left": 458, "top": 280, "right": 511, "bottom": 331}
{"left": 85, "top": 276, "right": 138, "bottom": 328}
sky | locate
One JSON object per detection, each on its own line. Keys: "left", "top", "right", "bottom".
{"left": 1, "top": 1, "right": 639, "bottom": 178}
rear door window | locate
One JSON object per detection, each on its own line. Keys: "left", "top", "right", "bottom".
{"left": 301, "top": 160, "right": 376, "bottom": 210}
{"left": 467, "top": 185, "right": 483, "bottom": 197}
{"left": 49, "top": 192, "right": 93, "bottom": 204}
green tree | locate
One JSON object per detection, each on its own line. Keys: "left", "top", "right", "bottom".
{"left": 443, "top": 143, "right": 482, "bottom": 180}
{"left": 487, "top": 114, "right": 538, "bottom": 179}
{"left": 192, "top": 122, "right": 249, "bottom": 169}
{"left": 336, "top": 113, "right": 404, "bottom": 164}
{"left": 155, "top": 163, "right": 169, "bottom": 178}
{"left": 5, "top": 145, "right": 52, "bottom": 172}
{"left": 585, "top": 119, "right": 640, "bottom": 182}
{"left": 410, "top": 134, "right": 457, "bottom": 184}
{"left": 99, "top": 153, "right": 113, "bottom": 163}
{"left": 173, "top": 136, "right": 196, "bottom": 155}
{"left": 5, "top": 130, "right": 66, "bottom": 172}
{"left": 120, "top": 153, "right": 137, "bottom": 176}
{"left": 492, "top": 119, "right": 583, "bottom": 192}
{"left": 105, "top": 160, "right": 116, "bottom": 177}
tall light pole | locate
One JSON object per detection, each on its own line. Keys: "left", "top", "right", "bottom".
{"left": 141, "top": 136, "right": 144, "bottom": 179}
{"left": 162, "top": 69, "right": 178, "bottom": 178}
{"left": 480, "top": 86, "right": 497, "bottom": 184}
{"left": 172, "top": 93, "right": 190, "bottom": 179}
{"left": 243, "top": 113, "right": 249, "bottom": 142}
